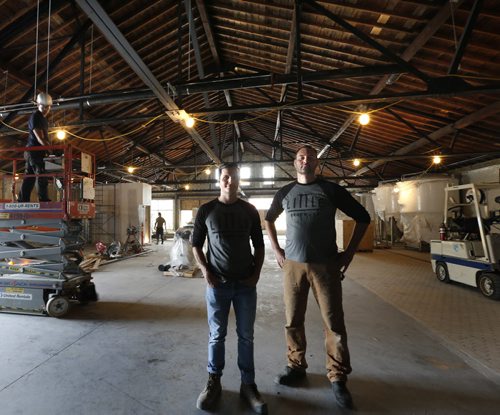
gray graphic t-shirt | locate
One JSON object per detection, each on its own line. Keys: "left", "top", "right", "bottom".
{"left": 266, "top": 179, "right": 370, "bottom": 263}
{"left": 192, "top": 198, "right": 264, "bottom": 281}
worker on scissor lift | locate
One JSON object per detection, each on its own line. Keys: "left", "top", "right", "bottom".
{"left": 18, "top": 92, "right": 53, "bottom": 203}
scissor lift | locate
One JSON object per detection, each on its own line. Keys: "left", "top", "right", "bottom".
{"left": 0, "top": 144, "right": 98, "bottom": 317}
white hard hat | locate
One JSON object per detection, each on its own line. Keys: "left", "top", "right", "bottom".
{"left": 36, "top": 92, "right": 53, "bottom": 106}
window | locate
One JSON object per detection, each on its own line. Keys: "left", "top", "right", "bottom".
{"left": 214, "top": 168, "right": 219, "bottom": 187}
{"left": 240, "top": 165, "right": 251, "bottom": 186}
{"left": 262, "top": 165, "right": 274, "bottom": 185}
{"left": 151, "top": 199, "right": 174, "bottom": 231}
{"left": 248, "top": 197, "right": 286, "bottom": 232}
{"left": 180, "top": 210, "right": 195, "bottom": 227}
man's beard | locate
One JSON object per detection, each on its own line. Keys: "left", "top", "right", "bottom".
{"left": 296, "top": 164, "right": 315, "bottom": 174}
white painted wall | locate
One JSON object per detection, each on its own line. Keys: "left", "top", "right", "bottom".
{"left": 100, "top": 182, "right": 152, "bottom": 244}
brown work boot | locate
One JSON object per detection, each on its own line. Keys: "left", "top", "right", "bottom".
{"left": 240, "top": 383, "right": 268, "bottom": 414}
{"left": 196, "top": 373, "right": 221, "bottom": 410}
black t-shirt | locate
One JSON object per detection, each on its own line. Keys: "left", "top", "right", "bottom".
{"left": 192, "top": 198, "right": 264, "bottom": 281}
{"left": 27, "top": 110, "right": 48, "bottom": 147}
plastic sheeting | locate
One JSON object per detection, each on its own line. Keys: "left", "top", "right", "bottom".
{"left": 400, "top": 213, "right": 442, "bottom": 246}
{"left": 169, "top": 226, "right": 195, "bottom": 268}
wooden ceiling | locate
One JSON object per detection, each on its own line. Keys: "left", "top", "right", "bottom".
{"left": 1, "top": 0, "right": 499, "bottom": 190}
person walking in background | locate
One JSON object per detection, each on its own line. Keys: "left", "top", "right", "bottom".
{"left": 18, "top": 92, "right": 53, "bottom": 203}
{"left": 192, "top": 162, "right": 267, "bottom": 414}
{"left": 154, "top": 212, "right": 166, "bottom": 244}
{"left": 265, "top": 145, "right": 370, "bottom": 410}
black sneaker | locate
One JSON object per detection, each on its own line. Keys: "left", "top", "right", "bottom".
{"left": 196, "top": 373, "right": 222, "bottom": 410}
{"left": 332, "top": 381, "right": 353, "bottom": 409}
{"left": 274, "top": 366, "right": 306, "bottom": 386}
{"left": 240, "top": 383, "right": 268, "bottom": 414}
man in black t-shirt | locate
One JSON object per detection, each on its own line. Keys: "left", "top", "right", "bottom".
{"left": 154, "top": 212, "right": 166, "bottom": 244}
{"left": 265, "top": 145, "right": 370, "bottom": 410}
{"left": 18, "top": 92, "right": 52, "bottom": 203}
{"left": 192, "top": 163, "right": 267, "bottom": 414}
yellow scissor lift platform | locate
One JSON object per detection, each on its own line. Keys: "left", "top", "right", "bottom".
{"left": 0, "top": 144, "right": 98, "bottom": 317}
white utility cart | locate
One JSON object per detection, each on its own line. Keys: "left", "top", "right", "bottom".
{"left": 430, "top": 183, "right": 500, "bottom": 300}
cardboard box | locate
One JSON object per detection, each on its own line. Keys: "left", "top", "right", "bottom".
{"left": 336, "top": 220, "right": 374, "bottom": 251}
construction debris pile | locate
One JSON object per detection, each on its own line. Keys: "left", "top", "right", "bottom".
{"left": 80, "top": 235, "right": 148, "bottom": 273}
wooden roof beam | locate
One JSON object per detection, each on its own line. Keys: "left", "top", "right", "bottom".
{"left": 317, "top": 0, "right": 465, "bottom": 157}
{"left": 303, "top": 0, "right": 431, "bottom": 84}
{"left": 75, "top": 0, "right": 221, "bottom": 164}
{"left": 353, "top": 100, "right": 500, "bottom": 176}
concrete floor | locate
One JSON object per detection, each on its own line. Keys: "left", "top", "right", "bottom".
{"left": 1, "top": 237, "right": 500, "bottom": 415}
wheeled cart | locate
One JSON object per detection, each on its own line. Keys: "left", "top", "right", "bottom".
{"left": 0, "top": 144, "right": 98, "bottom": 317}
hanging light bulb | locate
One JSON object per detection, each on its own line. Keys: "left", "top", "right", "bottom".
{"left": 56, "top": 129, "right": 66, "bottom": 140}
{"left": 353, "top": 158, "right": 361, "bottom": 167}
{"left": 432, "top": 155, "right": 442, "bottom": 164}
{"left": 358, "top": 113, "right": 370, "bottom": 125}
{"left": 184, "top": 184, "right": 190, "bottom": 190}
{"left": 127, "top": 166, "right": 135, "bottom": 173}
{"left": 178, "top": 109, "right": 195, "bottom": 128}
{"left": 185, "top": 116, "right": 195, "bottom": 128}
{"left": 204, "top": 167, "right": 211, "bottom": 175}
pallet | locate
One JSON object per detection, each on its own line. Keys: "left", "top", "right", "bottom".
{"left": 163, "top": 267, "right": 200, "bottom": 278}
{"left": 79, "top": 254, "right": 107, "bottom": 273}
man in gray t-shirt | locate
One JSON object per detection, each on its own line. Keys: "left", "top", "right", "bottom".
{"left": 192, "top": 163, "right": 267, "bottom": 414}
{"left": 265, "top": 145, "right": 370, "bottom": 410}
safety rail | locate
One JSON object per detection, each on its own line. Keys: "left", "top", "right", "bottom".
{"left": 0, "top": 143, "right": 96, "bottom": 220}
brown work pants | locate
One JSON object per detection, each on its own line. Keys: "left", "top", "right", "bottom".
{"left": 283, "top": 259, "right": 351, "bottom": 382}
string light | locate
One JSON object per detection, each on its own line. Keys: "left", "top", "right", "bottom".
{"left": 178, "top": 109, "right": 195, "bottom": 128}
{"left": 184, "top": 184, "right": 190, "bottom": 190}
{"left": 56, "top": 129, "right": 66, "bottom": 140}
{"left": 432, "top": 155, "right": 442, "bottom": 164}
{"left": 353, "top": 158, "right": 361, "bottom": 167}
{"left": 185, "top": 116, "right": 195, "bottom": 128}
{"left": 127, "top": 166, "right": 135, "bottom": 173}
{"left": 358, "top": 113, "right": 370, "bottom": 125}
{"left": 204, "top": 167, "right": 211, "bottom": 175}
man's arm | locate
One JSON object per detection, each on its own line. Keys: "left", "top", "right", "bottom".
{"left": 337, "top": 222, "right": 369, "bottom": 272}
{"left": 33, "top": 128, "right": 49, "bottom": 146}
{"left": 192, "top": 246, "right": 218, "bottom": 287}
{"left": 265, "top": 220, "right": 286, "bottom": 268}
{"left": 253, "top": 245, "right": 264, "bottom": 276}
{"left": 242, "top": 245, "right": 264, "bottom": 287}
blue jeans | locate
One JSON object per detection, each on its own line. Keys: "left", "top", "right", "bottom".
{"left": 206, "top": 281, "right": 257, "bottom": 384}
